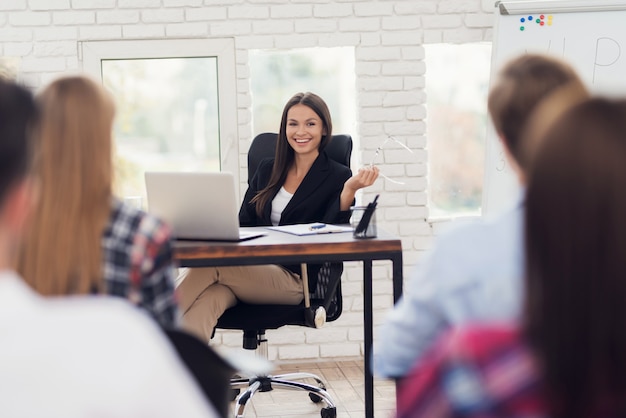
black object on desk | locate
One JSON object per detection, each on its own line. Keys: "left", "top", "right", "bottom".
{"left": 354, "top": 194, "right": 379, "bottom": 238}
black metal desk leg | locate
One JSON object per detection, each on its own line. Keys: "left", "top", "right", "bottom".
{"left": 391, "top": 253, "right": 404, "bottom": 414}
{"left": 363, "top": 259, "right": 374, "bottom": 418}
{"left": 392, "top": 253, "right": 403, "bottom": 303}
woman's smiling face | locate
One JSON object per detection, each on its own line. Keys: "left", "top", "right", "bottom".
{"left": 285, "top": 103, "right": 326, "bottom": 157}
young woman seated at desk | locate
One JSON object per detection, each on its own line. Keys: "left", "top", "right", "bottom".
{"left": 178, "top": 92, "right": 379, "bottom": 342}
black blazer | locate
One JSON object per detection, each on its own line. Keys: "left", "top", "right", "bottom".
{"left": 239, "top": 150, "right": 352, "bottom": 227}
{"left": 238, "top": 151, "right": 353, "bottom": 288}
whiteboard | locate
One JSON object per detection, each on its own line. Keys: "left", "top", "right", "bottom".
{"left": 483, "top": 0, "right": 626, "bottom": 214}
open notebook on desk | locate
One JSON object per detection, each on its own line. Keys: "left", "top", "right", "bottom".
{"left": 267, "top": 223, "right": 353, "bottom": 236}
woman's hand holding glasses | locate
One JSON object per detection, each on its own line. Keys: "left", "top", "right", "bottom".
{"left": 340, "top": 136, "right": 412, "bottom": 210}
{"left": 345, "top": 165, "right": 380, "bottom": 192}
{"left": 340, "top": 165, "right": 380, "bottom": 211}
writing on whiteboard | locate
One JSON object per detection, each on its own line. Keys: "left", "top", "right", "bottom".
{"left": 594, "top": 37, "right": 621, "bottom": 83}
{"left": 527, "top": 36, "right": 622, "bottom": 87}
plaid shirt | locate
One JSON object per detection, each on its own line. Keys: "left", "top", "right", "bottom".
{"left": 396, "top": 324, "right": 545, "bottom": 418}
{"left": 102, "top": 198, "right": 179, "bottom": 328}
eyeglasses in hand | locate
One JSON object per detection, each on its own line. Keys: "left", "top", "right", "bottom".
{"left": 369, "top": 136, "right": 414, "bottom": 185}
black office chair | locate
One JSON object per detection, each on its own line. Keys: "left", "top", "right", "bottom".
{"left": 164, "top": 328, "right": 238, "bottom": 418}
{"left": 215, "top": 132, "right": 353, "bottom": 418}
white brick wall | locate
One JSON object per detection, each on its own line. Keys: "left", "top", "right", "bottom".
{"left": 1, "top": 0, "right": 495, "bottom": 362}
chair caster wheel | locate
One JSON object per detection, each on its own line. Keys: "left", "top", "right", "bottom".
{"left": 320, "top": 407, "right": 337, "bottom": 418}
{"left": 309, "top": 392, "right": 322, "bottom": 403}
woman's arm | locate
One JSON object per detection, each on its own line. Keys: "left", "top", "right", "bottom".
{"left": 340, "top": 166, "right": 380, "bottom": 211}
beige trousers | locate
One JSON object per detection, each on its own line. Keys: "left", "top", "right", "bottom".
{"left": 177, "top": 265, "right": 303, "bottom": 343}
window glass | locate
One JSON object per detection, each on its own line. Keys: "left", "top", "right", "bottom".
{"left": 102, "top": 57, "right": 219, "bottom": 198}
{"left": 426, "top": 43, "right": 492, "bottom": 218}
{"left": 249, "top": 47, "right": 357, "bottom": 154}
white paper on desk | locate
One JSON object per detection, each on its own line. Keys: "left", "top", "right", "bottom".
{"left": 266, "top": 223, "right": 353, "bottom": 236}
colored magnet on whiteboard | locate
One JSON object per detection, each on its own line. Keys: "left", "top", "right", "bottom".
{"left": 540, "top": 14, "right": 545, "bottom": 19}
{"left": 548, "top": 15, "right": 553, "bottom": 20}
{"left": 520, "top": 17, "right": 525, "bottom": 22}
{"left": 528, "top": 15, "right": 533, "bottom": 20}
{"left": 520, "top": 26, "right": 525, "bottom": 31}
{"left": 536, "top": 18, "right": 540, "bottom": 23}
{"left": 540, "top": 21, "right": 545, "bottom": 26}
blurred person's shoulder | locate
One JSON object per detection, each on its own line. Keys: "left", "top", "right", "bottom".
{"left": 431, "top": 197, "right": 524, "bottom": 271}
{"left": 0, "top": 269, "right": 172, "bottom": 357}
{"left": 418, "top": 198, "right": 525, "bottom": 315}
{"left": 0, "top": 271, "right": 219, "bottom": 417}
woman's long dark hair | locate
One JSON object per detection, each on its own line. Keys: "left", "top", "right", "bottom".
{"left": 251, "top": 92, "right": 332, "bottom": 217}
{"left": 524, "top": 98, "right": 626, "bottom": 418}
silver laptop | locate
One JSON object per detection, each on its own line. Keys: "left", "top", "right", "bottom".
{"left": 144, "top": 171, "right": 265, "bottom": 241}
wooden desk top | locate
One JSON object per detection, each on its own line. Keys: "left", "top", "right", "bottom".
{"left": 173, "top": 226, "right": 402, "bottom": 266}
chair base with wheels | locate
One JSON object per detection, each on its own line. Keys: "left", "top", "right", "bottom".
{"left": 216, "top": 262, "right": 343, "bottom": 418}
{"left": 230, "top": 339, "right": 337, "bottom": 418}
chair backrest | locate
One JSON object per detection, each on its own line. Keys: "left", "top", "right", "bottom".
{"left": 214, "top": 134, "right": 351, "bottom": 336}
{"left": 247, "top": 133, "right": 353, "bottom": 181}
{"left": 246, "top": 132, "right": 351, "bottom": 319}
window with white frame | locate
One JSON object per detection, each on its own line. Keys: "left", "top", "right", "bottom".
{"left": 81, "top": 38, "right": 237, "bottom": 202}
{"left": 425, "top": 42, "right": 492, "bottom": 218}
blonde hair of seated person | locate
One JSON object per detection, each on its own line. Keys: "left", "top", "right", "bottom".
{"left": 18, "top": 76, "right": 114, "bottom": 295}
